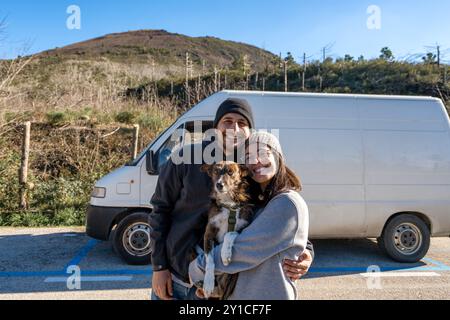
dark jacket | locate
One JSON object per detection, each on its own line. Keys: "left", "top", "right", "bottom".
{"left": 149, "top": 142, "right": 314, "bottom": 283}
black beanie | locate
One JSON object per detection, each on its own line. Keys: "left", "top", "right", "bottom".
{"left": 213, "top": 98, "right": 255, "bottom": 129}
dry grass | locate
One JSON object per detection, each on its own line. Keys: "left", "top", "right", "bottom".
{"left": 0, "top": 24, "right": 181, "bottom": 225}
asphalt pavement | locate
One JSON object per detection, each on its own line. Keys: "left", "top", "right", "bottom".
{"left": 0, "top": 227, "right": 449, "bottom": 300}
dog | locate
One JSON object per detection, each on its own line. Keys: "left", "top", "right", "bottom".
{"left": 196, "top": 161, "right": 254, "bottom": 299}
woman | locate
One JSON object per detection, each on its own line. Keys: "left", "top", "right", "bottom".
{"left": 189, "top": 131, "right": 309, "bottom": 300}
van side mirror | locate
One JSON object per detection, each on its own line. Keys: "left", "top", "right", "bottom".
{"left": 146, "top": 149, "right": 158, "bottom": 175}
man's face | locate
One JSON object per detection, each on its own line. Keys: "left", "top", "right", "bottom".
{"left": 216, "top": 113, "right": 251, "bottom": 150}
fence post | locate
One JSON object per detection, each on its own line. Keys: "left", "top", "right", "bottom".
{"left": 132, "top": 124, "right": 140, "bottom": 160}
{"left": 19, "top": 121, "right": 31, "bottom": 210}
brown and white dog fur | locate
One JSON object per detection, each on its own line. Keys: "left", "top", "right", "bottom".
{"left": 198, "top": 161, "right": 254, "bottom": 299}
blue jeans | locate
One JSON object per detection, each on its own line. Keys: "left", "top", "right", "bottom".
{"left": 151, "top": 281, "right": 205, "bottom": 300}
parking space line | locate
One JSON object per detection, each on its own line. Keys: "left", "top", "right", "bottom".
{"left": 0, "top": 271, "right": 66, "bottom": 278}
{"left": 1, "top": 258, "right": 448, "bottom": 280}
{"left": 361, "top": 272, "right": 441, "bottom": 278}
{"left": 422, "top": 257, "right": 450, "bottom": 269}
{"left": 309, "top": 257, "right": 450, "bottom": 273}
{"left": 0, "top": 269, "right": 153, "bottom": 278}
{"left": 64, "top": 239, "right": 99, "bottom": 270}
{"left": 309, "top": 266, "right": 448, "bottom": 273}
{"left": 44, "top": 276, "right": 133, "bottom": 283}
{"left": 81, "top": 269, "right": 152, "bottom": 276}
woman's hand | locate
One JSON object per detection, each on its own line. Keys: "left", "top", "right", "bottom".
{"left": 152, "top": 270, "right": 173, "bottom": 300}
{"left": 283, "top": 250, "right": 313, "bottom": 281}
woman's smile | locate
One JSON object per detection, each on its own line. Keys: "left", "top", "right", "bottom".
{"left": 252, "top": 164, "right": 271, "bottom": 176}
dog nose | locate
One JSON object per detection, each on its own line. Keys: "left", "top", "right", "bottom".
{"left": 216, "top": 182, "right": 224, "bottom": 191}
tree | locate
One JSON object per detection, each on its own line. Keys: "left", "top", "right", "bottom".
{"left": 232, "top": 54, "right": 251, "bottom": 75}
{"left": 379, "top": 47, "right": 394, "bottom": 61}
{"left": 0, "top": 16, "right": 33, "bottom": 135}
{"left": 344, "top": 54, "right": 354, "bottom": 62}
{"left": 284, "top": 52, "right": 295, "bottom": 64}
{"left": 422, "top": 52, "right": 437, "bottom": 65}
{"left": 324, "top": 57, "right": 334, "bottom": 64}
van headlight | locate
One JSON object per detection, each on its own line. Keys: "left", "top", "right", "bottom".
{"left": 91, "top": 187, "right": 106, "bottom": 198}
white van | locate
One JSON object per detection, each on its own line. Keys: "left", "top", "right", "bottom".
{"left": 86, "top": 90, "right": 450, "bottom": 265}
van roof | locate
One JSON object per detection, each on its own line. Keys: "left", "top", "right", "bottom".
{"left": 220, "top": 90, "right": 441, "bottom": 102}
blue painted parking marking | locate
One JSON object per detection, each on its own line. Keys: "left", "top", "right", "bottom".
{"left": 309, "top": 257, "right": 450, "bottom": 273}
{"left": 422, "top": 257, "right": 450, "bottom": 269}
{"left": 1, "top": 259, "right": 450, "bottom": 279}
{"left": 0, "top": 271, "right": 67, "bottom": 278}
{"left": 0, "top": 269, "right": 153, "bottom": 278}
{"left": 309, "top": 265, "right": 450, "bottom": 273}
{"left": 64, "top": 239, "right": 99, "bottom": 269}
{"left": 1, "top": 236, "right": 449, "bottom": 280}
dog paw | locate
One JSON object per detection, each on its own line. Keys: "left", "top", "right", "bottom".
{"left": 203, "top": 253, "right": 215, "bottom": 298}
{"left": 221, "top": 232, "right": 238, "bottom": 266}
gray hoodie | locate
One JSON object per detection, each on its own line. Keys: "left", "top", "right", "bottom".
{"left": 189, "top": 190, "right": 309, "bottom": 300}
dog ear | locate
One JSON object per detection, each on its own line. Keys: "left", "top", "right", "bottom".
{"left": 239, "top": 165, "right": 250, "bottom": 177}
{"left": 201, "top": 164, "right": 212, "bottom": 176}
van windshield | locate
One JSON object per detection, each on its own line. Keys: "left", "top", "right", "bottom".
{"left": 125, "top": 119, "right": 214, "bottom": 167}
{"left": 125, "top": 118, "right": 180, "bottom": 167}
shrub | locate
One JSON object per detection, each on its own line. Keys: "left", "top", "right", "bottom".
{"left": 115, "top": 111, "right": 136, "bottom": 124}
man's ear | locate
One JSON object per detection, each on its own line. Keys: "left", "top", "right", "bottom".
{"left": 201, "top": 164, "right": 212, "bottom": 176}
{"left": 239, "top": 165, "right": 250, "bottom": 177}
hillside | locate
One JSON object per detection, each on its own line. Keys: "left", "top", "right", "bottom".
{"left": 35, "top": 29, "right": 278, "bottom": 79}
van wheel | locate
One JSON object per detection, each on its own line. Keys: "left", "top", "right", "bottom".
{"left": 109, "top": 228, "right": 117, "bottom": 254}
{"left": 113, "top": 212, "right": 152, "bottom": 265}
{"left": 379, "top": 214, "right": 430, "bottom": 263}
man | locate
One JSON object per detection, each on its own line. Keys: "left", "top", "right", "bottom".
{"left": 150, "top": 98, "right": 314, "bottom": 300}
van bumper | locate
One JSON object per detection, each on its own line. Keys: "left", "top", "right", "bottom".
{"left": 86, "top": 205, "right": 125, "bottom": 241}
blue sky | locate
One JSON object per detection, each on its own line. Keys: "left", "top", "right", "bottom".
{"left": 1, "top": 0, "right": 449, "bottom": 62}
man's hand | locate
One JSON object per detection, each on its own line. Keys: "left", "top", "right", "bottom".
{"left": 195, "top": 288, "right": 206, "bottom": 299}
{"left": 283, "top": 250, "right": 313, "bottom": 281}
{"left": 152, "top": 270, "right": 173, "bottom": 300}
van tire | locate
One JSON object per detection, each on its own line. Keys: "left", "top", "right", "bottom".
{"left": 112, "top": 212, "right": 152, "bottom": 265}
{"left": 379, "top": 214, "right": 430, "bottom": 263}
{"left": 109, "top": 228, "right": 117, "bottom": 254}
{"left": 376, "top": 237, "right": 387, "bottom": 256}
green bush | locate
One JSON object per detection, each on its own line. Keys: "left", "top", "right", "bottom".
{"left": 115, "top": 111, "right": 136, "bottom": 124}
{"left": 46, "top": 111, "right": 68, "bottom": 125}
{"left": 138, "top": 113, "right": 167, "bottom": 131}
